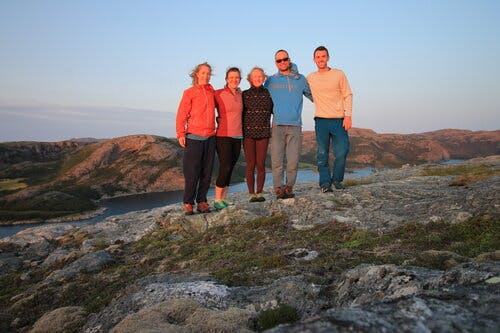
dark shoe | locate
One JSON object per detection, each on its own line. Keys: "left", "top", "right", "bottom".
{"left": 256, "top": 193, "right": 266, "bottom": 202}
{"left": 275, "top": 187, "right": 285, "bottom": 199}
{"left": 249, "top": 194, "right": 260, "bottom": 202}
{"left": 197, "top": 202, "right": 211, "bottom": 213}
{"left": 333, "top": 181, "right": 346, "bottom": 190}
{"left": 184, "top": 203, "right": 194, "bottom": 215}
{"left": 283, "top": 185, "right": 295, "bottom": 198}
{"left": 321, "top": 186, "right": 333, "bottom": 193}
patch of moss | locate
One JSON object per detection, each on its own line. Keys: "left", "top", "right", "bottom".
{"left": 420, "top": 164, "right": 499, "bottom": 185}
{"left": 93, "top": 238, "right": 109, "bottom": 251}
{"left": 0, "top": 178, "right": 28, "bottom": 191}
{"left": 133, "top": 228, "right": 174, "bottom": 253}
{"left": 128, "top": 212, "right": 498, "bottom": 288}
{"left": 388, "top": 215, "right": 499, "bottom": 258}
{"left": 257, "top": 255, "right": 287, "bottom": 269}
{"left": 0, "top": 272, "right": 26, "bottom": 306}
{"left": 249, "top": 215, "right": 286, "bottom": 228}
{"left": 256, "top": 304, "right": 300, "bottom": 331}
{"left": 60, "top": 277, "right": 126, "bottom": 313}
{"left": 341, "top": 230, "right": 377, "bottom": 250}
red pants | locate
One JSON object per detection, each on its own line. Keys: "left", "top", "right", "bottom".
{"left": 243, "top": 138, "right": 269, "bottom": 194}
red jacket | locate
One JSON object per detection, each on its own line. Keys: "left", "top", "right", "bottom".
{"left": 176, "top": 84, "right": 216, "bottom": 138}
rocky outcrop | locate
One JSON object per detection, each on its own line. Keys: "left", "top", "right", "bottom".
{"left": 268, "top": 262, "right": 499, "bottom": 333}
{"left": 0, "top": 157, "right": 498, "bottom": 332}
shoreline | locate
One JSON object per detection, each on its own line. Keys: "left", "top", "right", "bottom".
{"left": 0, "top": 161, "right": 463, "bottom": 231}
{"left": 0, "top": 207, "right": 107, "bottom": 226}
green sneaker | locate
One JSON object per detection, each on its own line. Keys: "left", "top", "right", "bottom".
{"left": 221, "top": 199, "right": 234, "bottom": 206}
{"left": 214, "top": 200, "right": 226, "bottom": 210}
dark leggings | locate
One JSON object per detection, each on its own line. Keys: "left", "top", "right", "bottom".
{"left": 215, "top": 137, "right": 241, "bottom": 187}
{"left": 183, "top": 136, "right": 216, "bottom": 204}
{"left": 243, "top": 137, "right": 269, "bottom": 194}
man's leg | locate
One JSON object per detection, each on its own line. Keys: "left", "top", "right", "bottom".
{"left": 315, "top": 119, "right": 332, "bottom": 188}
{"left": 271, "top": 126, "right": 286, "bottom": 189}
{"left": 332, "top": 119, "right": 350, "bottom": 183}
{"left": 285, "top": 125, "right": 302, "bottom": 188}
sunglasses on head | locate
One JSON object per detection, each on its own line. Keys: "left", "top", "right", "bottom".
{"left": 275, "top": 57, "right": 290, "bottom": 64}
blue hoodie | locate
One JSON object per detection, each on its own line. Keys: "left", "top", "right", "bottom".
{"left": 264, "top": 64, "right": 312, "bottom": 126}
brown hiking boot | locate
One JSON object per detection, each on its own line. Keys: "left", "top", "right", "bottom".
{"left": 184, "top": 203, "right": 194, "bottom": 215}
{"left": 275, "top": 187, "right": 285, "bottom": 199}
{"left": 283, "top": 185, "right": 295, "bottom": 198}
{"left": 197, "top": 202, "right": 211, "bottom": 213}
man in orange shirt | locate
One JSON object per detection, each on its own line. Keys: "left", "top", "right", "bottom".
{"left": 307, "top": 46, "right": 353, "bottom": 192}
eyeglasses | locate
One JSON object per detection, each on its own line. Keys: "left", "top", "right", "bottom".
{"left": 275, "top": 57, "right": 290, "bottom": 64}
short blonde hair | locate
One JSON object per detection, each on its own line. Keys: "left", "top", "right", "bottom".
{"left": 190, "top": 62, "right": 212, "bottom": 86}
{"left": 247, "top": 67, "right": 267, "bottom": 87}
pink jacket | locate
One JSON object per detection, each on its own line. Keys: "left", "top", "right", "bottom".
{"left": 215, "top": 87, "right": 243, "bottom": 137}
{"left": 176, "top": 84, "right": 216, "bottom": 138}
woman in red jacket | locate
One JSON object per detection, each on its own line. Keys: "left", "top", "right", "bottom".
{"left": 176, "top": 62, "right": 216, "bottom": 215}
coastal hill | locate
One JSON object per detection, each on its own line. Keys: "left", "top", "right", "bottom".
{"left": 0, "top": 156, "right": 498, "bottom": 332}
{"left": 0, "top": 129, "right": 498, "bottom": 223}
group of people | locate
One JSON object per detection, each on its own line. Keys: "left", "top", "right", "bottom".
{"left": 176, "top": 46, "right": 352, "bottom": 215}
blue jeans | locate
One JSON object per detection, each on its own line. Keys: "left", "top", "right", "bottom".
{"left": 315, "top": 118, "right": 350, "bottom": 188}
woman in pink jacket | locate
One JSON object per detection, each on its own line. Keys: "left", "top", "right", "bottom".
{"left": 214, "top": 67, "right": 243, "bottom": 210}
{"left": 176, "top": 62, "right": 216, "bottom": 215}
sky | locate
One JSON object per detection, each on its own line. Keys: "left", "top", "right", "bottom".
{"left": 1, "top": 0, "right": 499, "bottom": 142}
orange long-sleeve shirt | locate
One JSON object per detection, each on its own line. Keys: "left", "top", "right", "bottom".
{"left": 306, "top": 68, "right": 353, "bottom": 118}
{"left": 176, "top": 84, "right": 216, "bottom": 138}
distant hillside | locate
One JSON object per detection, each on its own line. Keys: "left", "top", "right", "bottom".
{"left": 0, "top": 129, "right": 498, "bottom": 223}
{"left": 302, "top": 128, "right": 500, "bottom": 168}
{"left": 0, "top": 135, "right": 183, "bottom": 223}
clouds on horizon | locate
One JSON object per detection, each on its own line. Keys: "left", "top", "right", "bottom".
{"left": 0, "top": 102, "right": 176, "bottom": 142}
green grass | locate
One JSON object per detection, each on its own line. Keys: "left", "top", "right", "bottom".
{"left": 144, "top": 213, "right": 498, "bottom": 284}
{"left": 298, "top": 162, "right": 316, "bottom": 169}
{"left": 420, "top": 164, "right": 499, "bottom": 185}
{"left": 0, "top": 178, "right": 28, "bottom": 191}
{"left": 256, "top": 304, "right": 300, "bottom": 331}
{"left": 0, "top": 272, "right": 27, "bottom": 306}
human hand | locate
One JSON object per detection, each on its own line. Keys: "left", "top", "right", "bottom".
{"left": 343, "top": 116, "right": 352, "bottom": 131}
{"left": 178, "top": 137, "right": 186, "bottom": 148}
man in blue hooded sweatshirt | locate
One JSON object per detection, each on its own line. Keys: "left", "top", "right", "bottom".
{"left": 265, "top": 49, "right": 313, "bottom": 199}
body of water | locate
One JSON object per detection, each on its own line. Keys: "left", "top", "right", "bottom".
{"left": 4, "top": 162, "right": 456, "bottom": 238}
